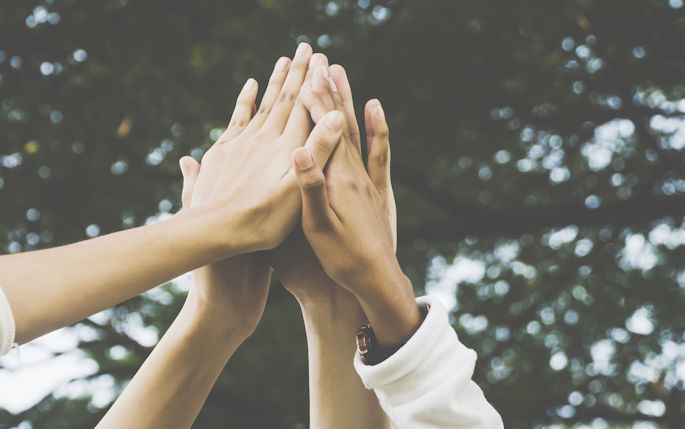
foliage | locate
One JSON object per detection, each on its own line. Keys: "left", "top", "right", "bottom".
{"left": 1, "top": 0, "right": 684, "bottom": 427}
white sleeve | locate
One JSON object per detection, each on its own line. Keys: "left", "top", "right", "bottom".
{"left": 353, "top": 296, "right": 503, "bottom": 429}
{"left": 0, "top": 286, "right": 16, "bottom": 355}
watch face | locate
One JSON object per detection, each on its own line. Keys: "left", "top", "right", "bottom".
{"left": 356, "top": 324, "right": 375, "bottom": 355}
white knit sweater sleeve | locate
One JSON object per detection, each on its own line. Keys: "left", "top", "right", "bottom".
{"left": 0, "top": 287, "right": 16, "bottom": 355}
{"left": 353, "top": 296, "right": 503, "bottom": 429}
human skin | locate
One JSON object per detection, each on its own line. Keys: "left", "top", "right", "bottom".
{"left": 97, "top": 106, "right": 274, "bottom": 427}
{"left": 0, "top": 42, "right": 345, "bottom": 345}
{"left": 295, "top": 63, "right": 422, "bottom": 348}
{"left": 269, "top": 53, "right": 391, "bottom": 428}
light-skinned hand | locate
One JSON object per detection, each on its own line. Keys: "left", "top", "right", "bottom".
{"left": 186, "top": 43, "right": 344, "bottom": 258}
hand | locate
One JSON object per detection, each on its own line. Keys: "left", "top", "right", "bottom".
{"left": 294, "top": 65, "right": 419, "bottom": 347}
{"left": 270, "top": 54, "right": 396, "bottom": 307}
{"left": 186, "top": 43, "right": 344, "bottom": 257}
{"left": 180, "top": 152, "right": 272, "bottom": 339}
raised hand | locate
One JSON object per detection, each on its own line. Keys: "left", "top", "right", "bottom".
{"left": 269, "top": 54, "right": 393, "bottom": 429}
{"left": 187, "top": 43, "right": 344, "bottom": 257}
{"left": 180, "top": 152, "right": 271, "bottom": 338}
{"left": 270, "top": 54, "right": 396, "bottom": 303}
{"left": 295, "top": 64, "right": 419, "bottom": 348}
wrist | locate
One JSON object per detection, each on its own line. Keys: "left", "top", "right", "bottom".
{"left": 181, "top": 290, "right": 250, "bottom": 346}
{"left": 352, "top": 266, "right": 421, "bottom": 348}
{"left": 169, "top": 206, "right": 234, "bottom": 262}
{"left": 299, "top": 284, "right": 367, "bottom": 334}
{"left": 180, "top": 201, "right": 259, "bottom": 260}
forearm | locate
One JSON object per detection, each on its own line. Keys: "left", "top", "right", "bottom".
{"left": 97, "top": 291, "right": 243, "bottom": 429}
{"left": 353, "top": 262, "right": 421, "bottom": 348}
{"left": 298, "top": 286, "right": 390, "bottom": 429}
{"left": 0, "top": 207, "right": 229, "bottom": 343}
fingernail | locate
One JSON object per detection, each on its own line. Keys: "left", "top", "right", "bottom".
{"left": 324, "top": 111, "right": 344, "bottom": 131}
{"left": 375, "top": 104, "right": 385, "bottom": 121}
{"left": 328, "top": 77, "right": 338, "bottom": 93}
{"left": 319, "top": 65, "right": 329, "bottom": 79}
{"left": 243, "top": 78, "right": 256, "bottom": 92}
{"left": 274, "top": 57, "right": 289, "bottom": 72}
{"left": 179, "top": 158, "right": 189, "bottom": 176}
{"left": 295, "top": 43, "right": 310, "bottom": 58}
{"left": 293, "top": 148, "right": 313, "bottom": 169}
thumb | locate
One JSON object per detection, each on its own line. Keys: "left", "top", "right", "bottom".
{"left": 292, "top": 147, "right": 337, "bottom": 231}
{"left": 179, "top": 156, "right": 201, "bottom": 209}
{"left": 303, "top": 110, "right": 344, "bottom": 168}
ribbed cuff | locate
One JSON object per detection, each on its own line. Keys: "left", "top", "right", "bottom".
{"left": 0, "top": 287, "right": 16, "bottom": 355}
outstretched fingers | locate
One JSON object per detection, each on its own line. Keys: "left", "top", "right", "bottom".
{"left": 329, "top": 64, "right": 361, "bottom": 151}
{"left": 264, "top": 42, "right": 313, "bottom": 132}
{"left": 222, "top": 78, "right": 258, "bottom": 141}
{"left": 299, "top": 66, "right": 338, "bottom": 124}
{"left": 241, "top": 56, "right": 291, "bottom": 136}
{"left": 281, "top": 53, "right": 330, "bottom": 145}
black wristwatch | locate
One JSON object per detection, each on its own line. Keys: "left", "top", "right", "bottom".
{"left": 356, "top": 305, "right": 428, "bottom": 365}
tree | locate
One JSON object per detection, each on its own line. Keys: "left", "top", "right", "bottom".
{"left": 0, "top": 0, "right": 683, "bottom": 427}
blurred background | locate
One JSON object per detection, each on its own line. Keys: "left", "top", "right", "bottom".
{"left": 1, "top": 0, "right": 684, "bottom": 428}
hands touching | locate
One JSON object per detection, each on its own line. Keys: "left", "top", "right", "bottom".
{"left": 187, "top": 43, "right": 344, "bottom": 258}
{"left": 180, "top": 154, "right": 272, "bottom": 339}
{"left": 293, "top": 62, "right": 421, "bottom": 347}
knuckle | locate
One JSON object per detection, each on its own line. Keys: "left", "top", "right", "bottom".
{"left": 237, "top": 97, "right": 252, "bottom": 108}
{"left": 257, "top": 105, "right": 271, "bottom": 116}
{"left": 301, "top": 174, "right": 325, "bottom": 190}
{"left": 338, "top": 174, "right": 359, "bottom": 190}
{"left": 344, "top": 129, "right": 359, "bottom": 144}
{"left": 305, "top": 217, "right": 334, "bottom": 234}
{"left": 374, "top": 152, "right": 390, "bottom": 168}
{"left": 279, "top": 90, "right": 298, "bottom": 103}
{"left": 376, "top": 127, "right": 389, "bottom": 138}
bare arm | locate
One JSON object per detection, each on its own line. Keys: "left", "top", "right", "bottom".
{"left": 0, "top": 208, "right": 223, "bottom": 344}
{"left": 97, "top": 125, "right": 275, "bottom": 428}
{"left": 272, "top": 233, "right": 390, "bottom": 429}
{"left": 270, "top": 54, "right": 391, "bottom": 429}
{"left": 0, "top": 43, "right": 343, "bottom": 346}
{"left": 296, "top": 63, "right": 502, "bottom": 429}
{"left": 95, "top": 291, "right": 250, "bottom": 429}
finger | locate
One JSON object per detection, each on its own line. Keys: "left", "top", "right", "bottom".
{"left": 263, "top": 42, "right": 313, "bottom": 132}
{"left": 280, "top": 54, "right": 329, "bottom": 145}
{"left": 222, "top": 78, "right": 258, "bottom": 141}
{"left": 179, "top": 156, "right": 201, "bottom": 208}
{"left": 302, "top": 110, "right": 344, "bottom": 168}
{"left": 305, "top": 53, "right": 328, "bottom": 84}
{"left": 241, "top": 56, "right": 291, "bottom": 136}
{"left": 364, "top": 99, "right": 397, "bottom": 250}
{"left": 292, "top": 147, "right": 338, "bottom": 230}
{"left": 365, "top": 99, "right": 391, "bottom": 190}
{"left": 329, "top": 64, "right": 361, "bottom": 151}
{"left": 299, "top": 66, "right": 338, "bottom": 124}
{"left": 313, "top": 65, "right": 336, "bottom": 97}
{"left": 299, "top": 85, "right": 333, "bottom": 124}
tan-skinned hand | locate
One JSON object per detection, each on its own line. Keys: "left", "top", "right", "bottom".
{"left": 270, "top": 54, "right": 396, "bottom": 309}
{"left": 294, "top": 64, "right": 420, "bottom": 347}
